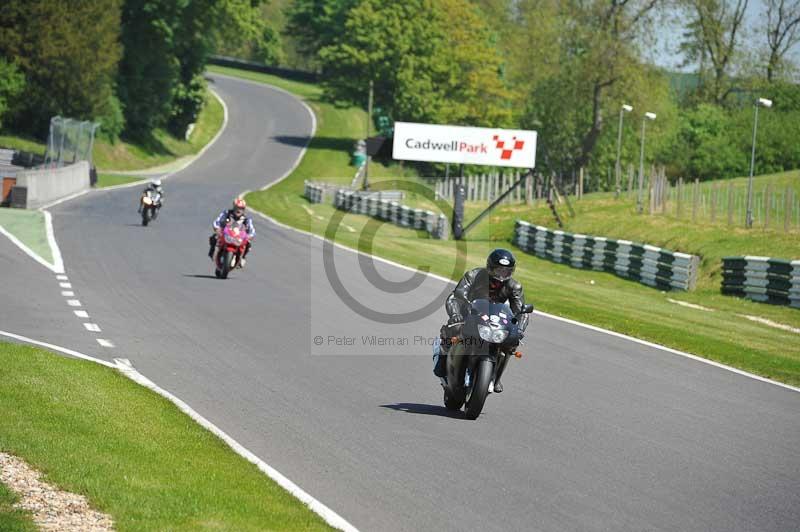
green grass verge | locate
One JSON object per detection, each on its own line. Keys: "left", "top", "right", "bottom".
{"left": 0, "top": 134, "right": 45, "bottom": 155}
{"left": 0, "top": 341, "right": 332, "bottom": 531}
{"left": 0, "top": 88, "right": 224, "bottom": 173}
{"left": 226, "top": 66, "right": 800, "bottom": 387}
{"left": 96, "top": 173, "right": 144, "bottom": 188}
{"left": 0, "top": 209, "right": 51, "bottom": 265}
{"left": 0, "top": 482, "right": 35, "bottom": 532}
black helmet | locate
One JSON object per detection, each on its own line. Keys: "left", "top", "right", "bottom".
{"left": 487, "top": 248, "right": 516, "bottom": 281}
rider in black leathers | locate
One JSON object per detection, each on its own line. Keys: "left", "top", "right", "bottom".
{"left": 434, "top": 248, "right": 530, "bottom": 393}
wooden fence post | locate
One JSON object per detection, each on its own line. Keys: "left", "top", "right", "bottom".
{"left": 784, "top": 187, "right": 792, "bottom": 232}
{"left": 727, "top": 183, "right": 733, "bottom": 225}
{"left": 692, "top": 179, "right": 699, "bottom": 222}
{"left": 627, "top": 164, "right": 634, "bottom": 198}
{"left": 677, "top": 178, "right": 683, "bottom": 219}
{"left": 710, "top": 182, "right": 717, "bottom": 223}
{"left": 765, "top": 183, "right": 772, "bottom": 229}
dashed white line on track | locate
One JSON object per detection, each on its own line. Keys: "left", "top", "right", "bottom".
{"left": 56, "top": 275, "right": 68, "bottom": 280}
{"left": 73, "top": 310, "right": 89, "bottom": 318}
{"left": 96, "top": 339, "right": 114, "bottom": 348}
{"left": 67, "top": 300, "right": 81, "bottom": 307}
{"left": 59, "top": 282, "right": 72, "bottom": 289}
{"left": 61, "top": 291, "right": 74, "bottom": 297}
{"left": 83, "top": 323, "right": 101, "bottom": 332}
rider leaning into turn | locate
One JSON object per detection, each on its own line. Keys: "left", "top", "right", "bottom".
{"left": 208, "top": 198, "right": 256, "bottom": 266}
{"left": 137, "top": 178, "right": 163, "bottom": 213}
{"left": 434, "top": 248, "right": 530, "bottom": 393}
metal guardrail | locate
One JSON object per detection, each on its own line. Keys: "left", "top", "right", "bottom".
{"left": 722, "top": 256, "right": 800, "bottom": 308}
{"left": 513, "top": 221, "right": 700, "bottom": 291}
{"left": 208, "top": 55, "right": 318, "bottom": 83}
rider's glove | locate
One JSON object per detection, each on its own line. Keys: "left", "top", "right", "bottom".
{"left": 447, "top": 314, "right": 463, "bottom": 326}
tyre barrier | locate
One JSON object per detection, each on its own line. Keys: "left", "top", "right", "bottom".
{"left": 721, "top": 256, "right": 800, "bottom": 308}
{"left": 303, "top": 181, "right": 331, "bottom": 204}
{"left": 513, "top": 221, "right": 700, "bottom": 291}
{"left": 334, "top": 189, "right": 448, "bottom": 239}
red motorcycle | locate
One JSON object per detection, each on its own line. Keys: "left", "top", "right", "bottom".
{"left": 214, "top": 219, "right": 250, "bottom": 279}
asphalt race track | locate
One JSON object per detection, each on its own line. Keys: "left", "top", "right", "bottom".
{"left": 2, "top": 74, "right": 799, "bottom": 532}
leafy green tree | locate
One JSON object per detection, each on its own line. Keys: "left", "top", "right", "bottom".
{"left": 516, "top": 0, "right": 664, "bottom": 178}
{"left": 679, "top": 0, "right": 749, "bottom": 104}
{"left": 118, "top": 0, "right": 265, "bottom": 137}
{"left": 285, "top": 0, "right": 356, "bottom": 61}
{"left": 0, "top": 0, "right": 123, "bottom": 138}
{"left": 319, "top": 0, "right": 510, "bottom": 126}
{"left": 0, "top": 59, "right": 24, "bottom": 130}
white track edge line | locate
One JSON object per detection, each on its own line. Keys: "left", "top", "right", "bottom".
{"left": 0, "top": 224, "right": 59, "bottom": 273}
{"left": 0, "top": 330, "right": 116, "bottom": 368}
{"left": 0, "top": 330, "right": 357, "bottom": 531}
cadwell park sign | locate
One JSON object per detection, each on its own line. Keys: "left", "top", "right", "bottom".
{"left": 392, "top": 122, "right": 537, "bottom": 169}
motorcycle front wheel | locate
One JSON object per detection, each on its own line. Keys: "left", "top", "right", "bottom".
{"left": 219, "top": 250, "right": 231, "bottom": 279}
{"left": 464, "top": 358, "right": 494, "bottom": 420}
{"left": 443, "top": 388, "right": 464, "bottom": 411}
{"left": 141, "top": 207, "right": 151, "bottom": 226}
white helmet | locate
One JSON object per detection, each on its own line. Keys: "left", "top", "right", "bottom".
{"left": 152, "top": 178, "right": 162, "bottom": 187}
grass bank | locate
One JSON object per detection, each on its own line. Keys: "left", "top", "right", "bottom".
{"left": 222, "top": 66, "right": 800, "bottom": 386}
{"left": 0, "top": 341, "right": 332, "bottom": 531}
{"left": 0, "top": 209, "right": 51, "bottom": 264}
{"left": 0, "top": 482, "right": 35, "bottom": 532}
{"left": 96, "top": 173, "right": 143, "bottom": 188}
{"left": 0, "top": 88, "right": 224, "bottom": 173}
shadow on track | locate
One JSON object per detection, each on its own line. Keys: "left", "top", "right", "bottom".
{"left": 380, "top": 403, "right": 464, "bottom": 419}
{"left": 183, "top": 274, "right": 222, "bottom": 280}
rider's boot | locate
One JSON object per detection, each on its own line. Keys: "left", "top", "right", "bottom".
{"left": 433, "top": 337, "right": 449, "bottom": 379}
{"left": 493, "top": 352, "right": 511, "bottom": 393}
{"left": 208, "top": 235, "right": 216, "bottom": 258}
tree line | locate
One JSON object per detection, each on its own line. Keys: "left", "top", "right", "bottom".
{"left": 1, "top": 0, "right": 798, "bottom": 185}
{"left": 0, "top": 0, "right": 270, "bottom": 141}
{"left": 278, "top": 0, "right": 800, "bottom": 185}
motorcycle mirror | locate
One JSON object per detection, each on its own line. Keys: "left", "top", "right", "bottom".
{"left": 523, "top": 304, "right": 534, "bottom": 314}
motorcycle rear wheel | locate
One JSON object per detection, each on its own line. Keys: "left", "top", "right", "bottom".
{"left": 464, "top": 358, "right": 494, "bottom": 420}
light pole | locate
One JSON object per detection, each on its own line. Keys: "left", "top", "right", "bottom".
{"left": 637, "top": 112, "right": 656, "bottom": 214}
{"left": 615, "top": 104, "right": 633, "bottom": 198}
{"left": 745, "top": 97, "right": 773, "bottom": 228}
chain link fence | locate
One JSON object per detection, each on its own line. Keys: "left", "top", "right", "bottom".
{"left": 44, "top": 116, "right": 99, "bottom": 168}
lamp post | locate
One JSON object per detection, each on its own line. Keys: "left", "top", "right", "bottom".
{"left": 745, "top": 97, "right": 773, "bottom": 228}
{"left": 615, "top": 104, "right": 633, "bottom": 198}
{"left": 637, "top": 112, "right": 656, "bottom": 214}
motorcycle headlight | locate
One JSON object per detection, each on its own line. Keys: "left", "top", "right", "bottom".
{"left": 491, "top": 329, "right": 509, "bottom": 343}
{"left": 478, "top": 324, "right": 493, "bottom": 342}
{"left": 477, "top": 325, "right": 508, "bottom": 343}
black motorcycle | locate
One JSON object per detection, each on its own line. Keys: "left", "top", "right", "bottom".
{"left": 442, "top": 298, "right": 533, "bottom": 419}
{"left": 140, "top": 189, "right": 162, "bottom": 226}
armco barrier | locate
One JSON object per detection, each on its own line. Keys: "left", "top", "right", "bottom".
{"left": 334, "top": 189, "right": 448, "bottom": 239}
{"left": 14, "top": 161, "right": 90, "bottom": 209}
{"left": 721, "top": 256, "right": 800, "bottom": 308}
{"left": 513, "top": 221, "right": 700, "bottom": 291}
{"left": 209, "top": 55, "right": 318, "bottom": 83}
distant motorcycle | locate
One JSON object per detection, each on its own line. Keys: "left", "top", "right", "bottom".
{"left": 140, "top": 189, "right": 162, "bottom": 226}
{"left": 214, "top": 219, "right": 250, "bottom": 279}
{"left": 441, "top": 299, "right": 533, "bottom": 419}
